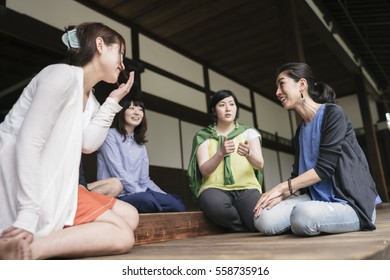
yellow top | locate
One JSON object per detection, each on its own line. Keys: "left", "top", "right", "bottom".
{"left": 198, "top": 133, "right": 262, "bottom": 195}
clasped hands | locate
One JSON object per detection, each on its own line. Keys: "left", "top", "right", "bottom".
{"left": 219, "top": 136, "right": 251, "bottom": 157}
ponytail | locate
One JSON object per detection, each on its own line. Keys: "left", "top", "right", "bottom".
{"left": 310, "top": 82, "right": 336, "bottom": 103}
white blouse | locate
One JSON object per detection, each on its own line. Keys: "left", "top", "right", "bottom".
{"left": 0, "top": 64, "right": 121, "bottom": 237}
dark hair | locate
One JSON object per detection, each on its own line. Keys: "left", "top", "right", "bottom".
{"left": 209, "top": 89, "right": 240, "bottom": 124}
{"left": 276, "top": 62, "right": 336, "bottom": 103}
{"left": 64, "top": 22, "right": 126, "bottom": 67}
{"left": 113, "top": 97, "right": 148, "bottom": 145}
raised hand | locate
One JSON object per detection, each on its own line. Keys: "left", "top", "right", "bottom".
{"left": 109, "top": 71, "right": 135, "bottom": 103}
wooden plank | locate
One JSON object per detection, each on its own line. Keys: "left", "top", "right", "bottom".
{"left": 135, "top": 211, "right": 228, "bottom": 245}
{"left": 82, "top": 205, "right": 390, "bottom": 260}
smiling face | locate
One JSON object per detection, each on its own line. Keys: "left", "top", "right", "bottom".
{"left": 124, "top": 101, "right": 144, "bottom": 133}
{"left": 275, "top": 71, "right": 302, "bottom": 110}
{"left": 214, "top": 96, "right": 237, "bottom": 124}
{"left": 101, "top": 42, "right": 125, "bottom": 84}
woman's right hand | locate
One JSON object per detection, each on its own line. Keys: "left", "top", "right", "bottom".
{"left": 1, "top": 227, "right": 33, "bottom": 243}
{"left": 219, "top": 136, "right": 235, "bottom": 156}
{"left": 109, "top": 71, "right": 135, "bottom": 103}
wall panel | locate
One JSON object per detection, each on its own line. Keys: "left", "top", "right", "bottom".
{"left": 146, "top": 110, "right": 181, "bottom": 169}
{"left": 337, "top": 95, "right": 363, "bottom": 129}
{"left": 142, "top": 70, "right": 206, "bottom": 112}
{"left": 181, "top": 121, "right": 204, "bottom": 170}
{"left": 8, "top": 0, "right": 132, "bottom": 58}
{"left": 262, "top": 148, "right": 280, "bottom": 191}
{"left": 140, "top": 34, "right": 204, "bottom": 86}
{"left": 254, "top": 93, "right": 291, "bottom": 139}
{"left": 208, "top": 70, "right": 251, "bottom": 107}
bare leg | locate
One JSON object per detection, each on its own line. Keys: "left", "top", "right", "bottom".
{"left": 88, "top": 178, "right": 123, "bottom": 197}
{"left": 111, "top": 199, "right": 139, "bottom": 231}
{"left": 30, "top": 200, "right": 138, "bottom": 259}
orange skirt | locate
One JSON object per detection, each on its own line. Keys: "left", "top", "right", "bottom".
{"left": 73, "top": 185, "right": 116, "bottom": 226}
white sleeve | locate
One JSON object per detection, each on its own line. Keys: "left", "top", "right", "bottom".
{"left": 243, "top": 128, "right": 261, "bottom": 141}
{"left": 14, "top": 66, "right": 76, "bottom": 233}
{"left": 82, "top": 97, "right": 122, "bottom": 154}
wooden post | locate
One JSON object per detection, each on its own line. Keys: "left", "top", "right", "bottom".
{"left": 355, "top": 72, "right": 389, "bottom": 202}
{"left": 276, "top": 0, "right": 305, "bottom": 126}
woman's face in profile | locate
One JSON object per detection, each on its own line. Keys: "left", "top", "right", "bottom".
{"left": 275, "top": 72, "right": 300, "bottom": 109}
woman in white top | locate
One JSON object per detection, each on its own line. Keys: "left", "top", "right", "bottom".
{"left": 0, "top": 22, "right": 139, "bottom": 259}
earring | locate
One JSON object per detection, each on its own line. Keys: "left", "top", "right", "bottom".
{"left": 300, "top": 90, "right": 306, "bottom": 103}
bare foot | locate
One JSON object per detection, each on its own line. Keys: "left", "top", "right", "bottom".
{"left": 0, "top": 237, "right": 31, "bottom": 260}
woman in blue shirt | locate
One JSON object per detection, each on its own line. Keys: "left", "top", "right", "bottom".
{"left": 254, "top": 62, "right": 381, "bottom": 236}
{"left": 97, "top": 97, "right": 185, "bottom": 213}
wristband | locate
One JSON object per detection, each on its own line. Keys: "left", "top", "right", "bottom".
{"left": 287, "top": 178, "right": 293, "bottom": 196}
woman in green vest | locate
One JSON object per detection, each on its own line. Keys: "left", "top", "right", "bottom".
{"left": 188, "top": 90, "right": 264, "bottom": 232}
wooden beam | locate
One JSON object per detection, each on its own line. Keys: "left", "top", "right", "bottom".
{"left": 301, "top": 0, "right": 360, "bottom": 76}
{"left": 277, "top": 0, "right": 306, "bottom": 62}
{"left": 276, "top": 0, "right": 307, "bottom": 127}
{"left": 0, "top": 7, "right": 64, "bottom": 55}
{"left": 355, "top": 72, "right": 389, "bottom": 202}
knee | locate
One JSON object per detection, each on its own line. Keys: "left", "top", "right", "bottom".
{"left": 120, "top": 231, "right": 135, "bottom": 253}
{"left": 126, "top": 204, "right": 139, "bottom": 231}
{"left": 112, "top": 229, "right": 135, "bottom": 254}
{"left": 107, "top": 217, "right": 136, "bottom": 254}
{"left": 254, "top": 211, "right": 282, "bottom": 235}
{"left": 203, "top": 201, "right": 233, "bottom": 218}
{"left": 170, "top": 201, "right": 185, "bottom": 212}
{"left": 290, "top": 204, "right": 319, "bottom": 236}
{"left": 172, "top": 196, "right": 186, "bottom": 212}
{"left": 111, "top": 178, "right": 123, "bottom": 197}
{"left": 140, "top": 194, "right": 159, "bottom": 211}
{"left": 198, "top": 193, "right": 228, "bottom": 213}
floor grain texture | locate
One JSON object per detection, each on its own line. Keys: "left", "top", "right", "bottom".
{"left": 80, "top": 204, "right": 390, "bottom": 260}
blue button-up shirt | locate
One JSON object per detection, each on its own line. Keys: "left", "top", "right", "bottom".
{"left": 97, "top": 128, "right": 165, "bottom": 196}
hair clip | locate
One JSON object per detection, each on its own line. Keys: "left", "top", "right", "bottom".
{"left": 61, "top": 29, "right": 80, "bottom": 49}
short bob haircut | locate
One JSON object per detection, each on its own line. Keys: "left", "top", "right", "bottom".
{"left": 209, "top": 89, "right": 240, "bottom": 124}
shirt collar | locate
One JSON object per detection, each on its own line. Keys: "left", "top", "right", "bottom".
{"left": 126, "top": 133, "right": 135, "bottom": 140}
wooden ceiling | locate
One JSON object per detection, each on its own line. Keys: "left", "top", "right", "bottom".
{"left": 321, "top": 0, "right": 390, "bottom": 94}
{"left": 75, "top": 0, "right": 390, "bottom": 103}
{"left": 1, "top": 0, "right": 389, "bottom": 120}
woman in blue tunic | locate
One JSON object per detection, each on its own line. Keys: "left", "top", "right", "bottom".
{"left": 254, "top": 62, "right": 381, "bottom": 236}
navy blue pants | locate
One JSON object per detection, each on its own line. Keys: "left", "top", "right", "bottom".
{"left": 119, "top": 189, "right": 185, "bottom": 213}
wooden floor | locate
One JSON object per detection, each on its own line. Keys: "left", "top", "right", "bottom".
{"left": 82, "top": 204, "right": 390, "bottom": 260}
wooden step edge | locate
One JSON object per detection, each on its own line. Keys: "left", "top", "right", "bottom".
{"left": 134, "top": 211, "right": 228, "bottom": 245}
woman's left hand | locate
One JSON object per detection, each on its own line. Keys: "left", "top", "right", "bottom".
{"left": 237, "top": 140, "right": 251, "bottom": 158}
{"left": 109, "top": 71, "right": 135, "bottom": 103}
{"left": 253, "top": 183, "right": 288, "bottom": 217}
